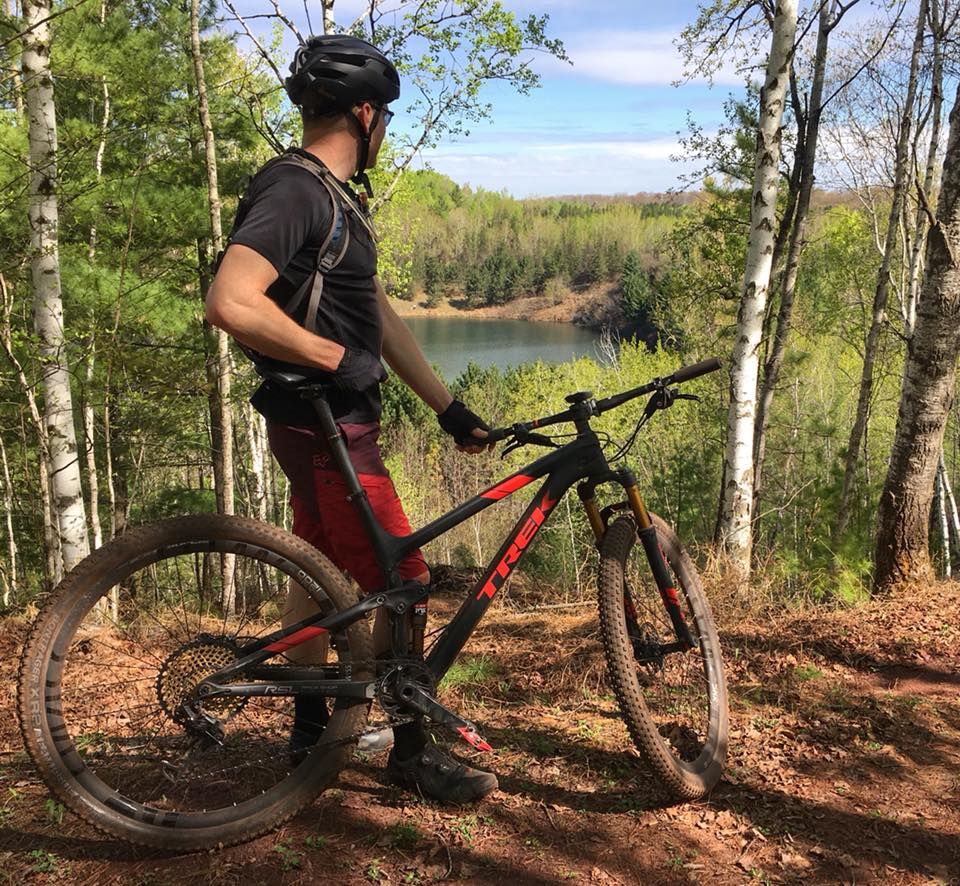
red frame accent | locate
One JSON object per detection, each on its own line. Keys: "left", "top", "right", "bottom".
{"left": 476, "top": 489, "right": 560, "bottom": 600}
{"left": 480, "top": 473, "right": 535, "bottom": 501}
{"left": 263, "top": 625, "right": 328, "bottom": 654}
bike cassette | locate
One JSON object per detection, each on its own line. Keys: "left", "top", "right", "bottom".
{"left": 157, "top": 635, "right": 246, "bottom": 722}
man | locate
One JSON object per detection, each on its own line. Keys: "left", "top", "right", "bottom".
{"left": 206, "top": 35, "right": 498, "bottom": 804}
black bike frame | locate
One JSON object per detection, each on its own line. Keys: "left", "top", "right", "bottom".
{"left": 201, "top": 398, "right": 639, "bottom": 701}
{"left": 200, "top": 360, "right": 719, "bottom": 703}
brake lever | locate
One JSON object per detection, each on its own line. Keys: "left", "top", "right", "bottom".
{"left": 501, "top": 430, "right": 559, "bottom": 458}
{"left": 643, "top": 387, "right": 700, "bottom": 419}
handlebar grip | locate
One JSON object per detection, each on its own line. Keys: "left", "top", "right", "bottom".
{"left": 485, "top": 426, "right": 515, "bottom": 444}
{"left": 669, "top": 357, "right": 723, "bottom": 385}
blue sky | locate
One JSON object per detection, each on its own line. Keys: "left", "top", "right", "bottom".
{"left": 229, "top": 0, "right": 827, "bottom": 196}
{"left": 226, "top": 0, "right": 757, "bottom": 196}
{"left": 404, "top": 1, "right": 744, "bottom": 197}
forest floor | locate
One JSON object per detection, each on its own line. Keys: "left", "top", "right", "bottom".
{"left": 0, "top": 582, "right": 958, "bottom": 885}
{"left": 389, "top": 282, "right": 621, "bottom": 329}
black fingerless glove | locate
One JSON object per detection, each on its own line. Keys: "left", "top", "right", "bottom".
{"left": 438, "top": 399, "right": 490, "bottom": 446}
{"left": 334, "top": 347, "right": 387, "bottom": 393}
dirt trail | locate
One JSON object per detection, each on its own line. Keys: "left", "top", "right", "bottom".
{"left": 1, "top": 583, "right": 958, "bottom": 885}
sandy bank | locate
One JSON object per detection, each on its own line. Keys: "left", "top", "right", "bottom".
{"left": 388, "top": 282, "right": 622, "bottom": 328}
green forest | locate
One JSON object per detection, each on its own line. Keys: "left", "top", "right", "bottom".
{"left": 1, "top": 0, "right": 958, "bottom": 613}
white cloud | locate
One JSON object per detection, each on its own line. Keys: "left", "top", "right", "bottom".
{"left": 418, "top": 136, "right": 701, "bottom": 197}
{"left": 547, "top": 28, "right": 748, "bottom": 87}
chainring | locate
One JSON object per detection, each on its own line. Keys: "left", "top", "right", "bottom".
{"left": 376, "top": 662, "right": 436, "bottom": 719}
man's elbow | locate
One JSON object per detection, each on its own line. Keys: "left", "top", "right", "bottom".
{"left": 205, "top": 283, "right": 234, "bottom": 332}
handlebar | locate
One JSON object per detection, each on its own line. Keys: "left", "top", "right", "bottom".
{"left": 485, "top": 356, "right": 724, "bottom": 443}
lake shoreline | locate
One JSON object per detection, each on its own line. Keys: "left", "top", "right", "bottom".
{"left": 388, "top": 281, "right": 622, "bottom": 330}
{"left": 399, "top": 314, "right": 607, "bottom": 381}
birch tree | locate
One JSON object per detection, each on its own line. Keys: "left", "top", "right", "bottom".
{"left": 753, "top": 0, "right": 849, "bottom": 507}
{"left": 0, "top": 434, "right": 16, "bottom": 604}
{"left": 717, "top": 0, "right": 798, "bottom": 573}
{"left": 3, "top": 0, "right": 24, "bottom": 118}
{"left": 22, "top": 0, "right": 89, "bottom": 573}
{"left": 875, "top": 81, "right": 960, "bottom": 592}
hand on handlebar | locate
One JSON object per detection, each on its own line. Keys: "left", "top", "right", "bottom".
{"left": 438, "top": 400, "right": 495, "bottom": 455}
{"left": 457, "top": 426, "right": 495, "bottom": 455}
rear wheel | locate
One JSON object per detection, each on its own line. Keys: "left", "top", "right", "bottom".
{"left": 18, "top": 515, "right": 373, "bottom": 850}
{"left": 598, "top": 514, "right": 727, "bottom": 799}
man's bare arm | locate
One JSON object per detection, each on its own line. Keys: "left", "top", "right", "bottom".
{"left": 206, "top": 244, "right": 345, "bottom": 371}
{"left": 377, "top": 280, "right": 489, "bottom": 452}
{"left": 376, "top": 278, "right": 453, "bottom": 413}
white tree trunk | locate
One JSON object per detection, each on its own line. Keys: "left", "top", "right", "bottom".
{"left": 190, "top": 0, "right": 235, "bottom": 609}
{"left": 87, "top": 0, "right": 110, "bottom": 261}
{"left": 22, "top": 0, "right": 90, "bottom": 573}
{"left": 937, "top": 462, "right": 951, "bottom": 577}
{"left": 0, "top": 434, "right": 17, "bottom": 605}
{"left": 5, "top": 0, "right": 24, "bottom": 118}
{"left": 83, "top": 347, "right": 103, "bottom": 549}
{"left": 247, "top": 403, "right": 268, "bottom": 523}
{"left": 323, "top": 0, "right": 335, "bottom": 34}
{"left": 1, "top": 274, "right": 58, "bottom": 585}
{"left": 717, "top": 0, "right": 798, "bottom": 573}
{"left": 941, "top": 450, "right": 960, "bottom": 562}
{"left": 754, "top": 0, "right": 833, "bottom": 505}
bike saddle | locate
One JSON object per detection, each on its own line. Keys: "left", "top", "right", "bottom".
{"left": 254, "top": 363, "right": 331, "bottom": 391}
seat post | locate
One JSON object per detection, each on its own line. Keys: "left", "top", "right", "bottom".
{"left": 304, "top": 388, "right": 399, "bottom": 582}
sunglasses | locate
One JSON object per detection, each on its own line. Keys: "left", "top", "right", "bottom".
{"left": 379, "top": 106, "right": 394, "bottom": 127}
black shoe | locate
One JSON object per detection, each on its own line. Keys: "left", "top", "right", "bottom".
{"left": 386, "top": 744, "right": 498, "bottom": 803}
{"left": 289, "top": 696, "right": 328, "bottom": 766}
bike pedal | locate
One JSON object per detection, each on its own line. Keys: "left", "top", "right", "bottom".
{"left": 456, "top": 724, "right": 493, "bottom": 752}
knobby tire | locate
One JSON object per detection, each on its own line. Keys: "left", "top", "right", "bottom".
{"left": 17, "top": 515, "right": 374, "bottom": 851}
{"left": 598, "top": 514, "right": 728, "bottom": 799}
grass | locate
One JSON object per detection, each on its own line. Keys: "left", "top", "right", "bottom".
{"left": 791, "top": 664, "right": 824, "bottom": 681}
{"left": 273, "top": 841, "right": 302, "bottom": 871}
{"left": 439, "top": 655, "right": 497, "bottom": 690}
{"left": 390, "top": 823, "right": 423, "bottom": 850}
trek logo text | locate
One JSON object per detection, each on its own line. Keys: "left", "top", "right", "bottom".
{"left": 477, "top": 491, "right": 558, "bottom": 600}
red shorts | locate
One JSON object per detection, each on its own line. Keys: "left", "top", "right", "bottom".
{"left": 267, "top": 421, "right": 428, "bottom": 593}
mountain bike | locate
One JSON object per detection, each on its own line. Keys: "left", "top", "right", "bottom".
{"left": 18, "top": 357, "right": 729, "bottom": 850}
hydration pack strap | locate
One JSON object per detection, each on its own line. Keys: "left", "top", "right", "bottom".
{"left": 274, "top": 155, "right": 352, "bottom": 333}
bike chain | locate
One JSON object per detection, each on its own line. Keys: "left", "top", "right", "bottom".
{"left": 319, "top": 656, "right": 424, "bottom": 747}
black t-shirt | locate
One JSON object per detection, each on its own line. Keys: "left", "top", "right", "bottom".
{"left": 229, "top": 149, "right": 382, "bottom": 425}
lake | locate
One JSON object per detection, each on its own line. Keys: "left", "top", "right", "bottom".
{"left": 404, "top": 316, "right": 606, "bottom": 382}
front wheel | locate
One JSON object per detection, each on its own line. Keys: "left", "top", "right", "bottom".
{"left": 598, "top": 514, "right": 728, "bottom": 799}
{"left": 17, "top": 515, "right": 374, "bottom": 851}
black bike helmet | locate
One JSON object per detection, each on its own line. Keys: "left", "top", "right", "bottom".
{"left": 285, "top": 35, "right": 400, "bottom": 114}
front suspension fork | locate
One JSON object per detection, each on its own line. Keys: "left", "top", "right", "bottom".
{"left": 579, "top": 477, "right": 696, "bottom": 651}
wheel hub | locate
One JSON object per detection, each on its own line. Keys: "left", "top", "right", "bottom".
{"left": 629, "top": 621, "right": 666, "bottom": 671}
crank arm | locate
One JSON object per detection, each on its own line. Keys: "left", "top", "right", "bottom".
{"left": 395, "top": 681, "right": 493, "bottom": 752}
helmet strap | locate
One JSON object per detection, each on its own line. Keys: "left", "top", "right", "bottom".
{"left": 348, "top": 105, "right": 380, "bottom": 198}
